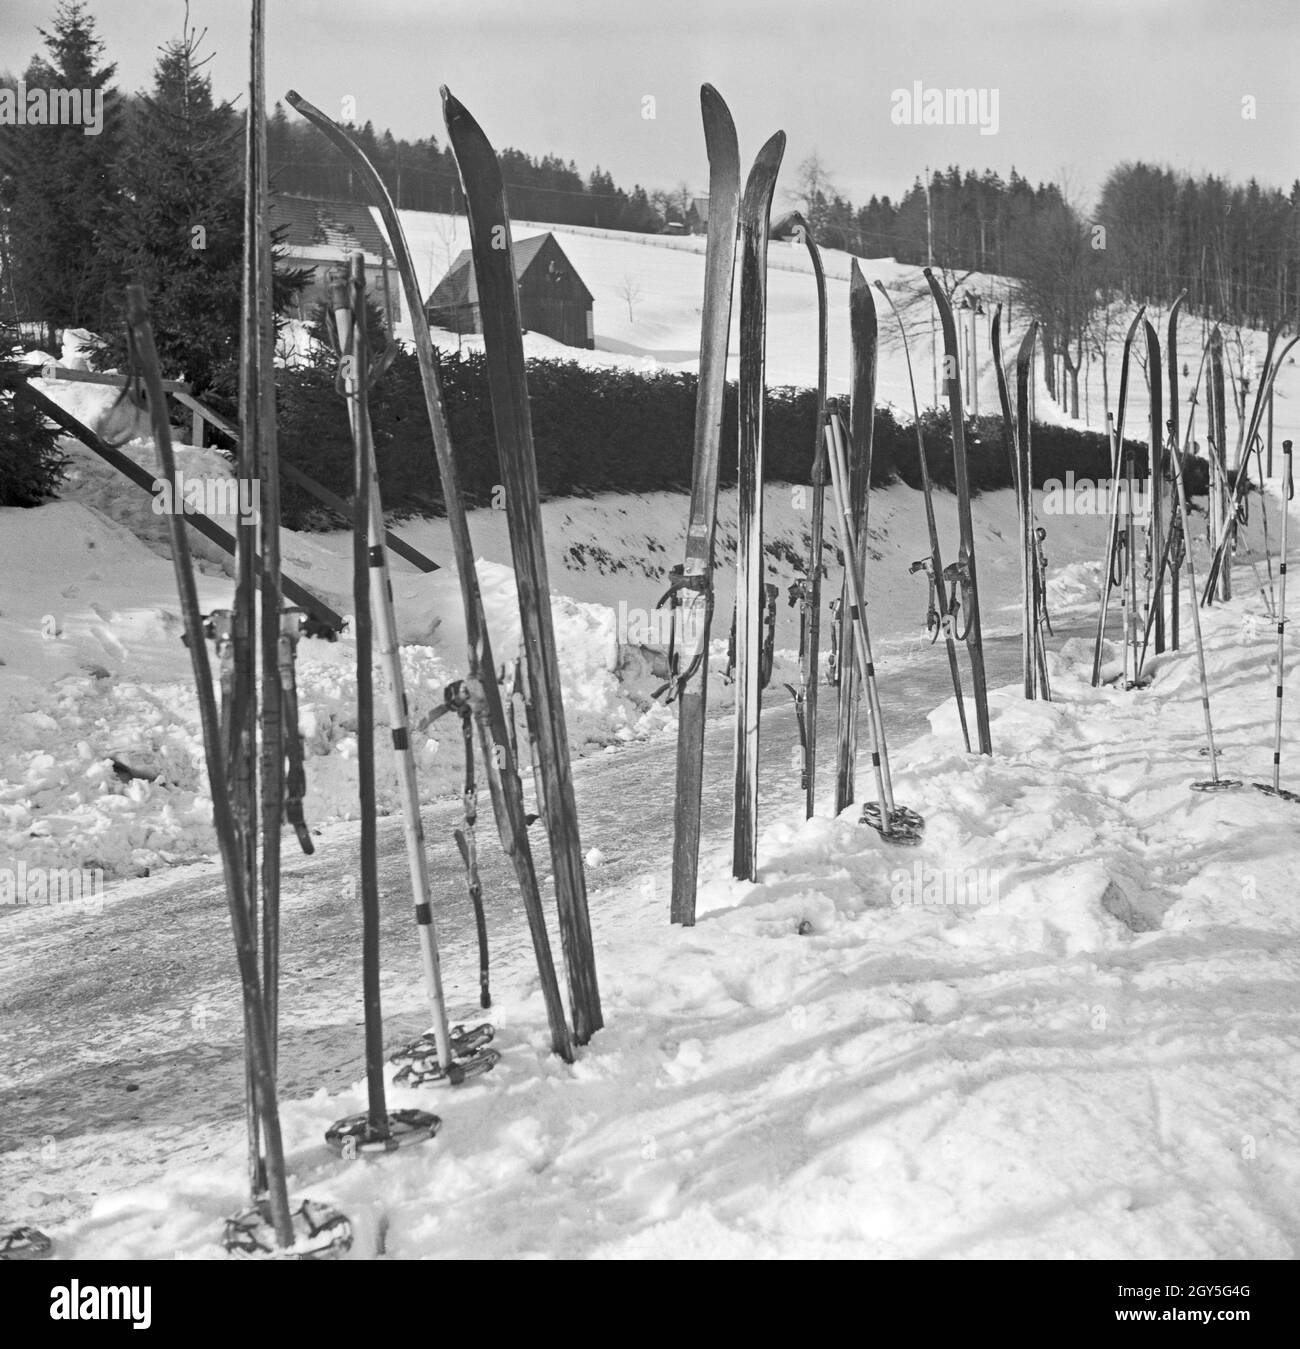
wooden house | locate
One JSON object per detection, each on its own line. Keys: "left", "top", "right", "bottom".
{"left": 426, "top": 232, "right": 593, "bottom": 349}
{"left": 270, "top": 194, "right": 401, "bottom": 331}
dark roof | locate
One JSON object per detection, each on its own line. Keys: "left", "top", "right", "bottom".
{"left": 270, "top": 194, "right": 392, "bottom": 262}
{"left": 427, "top": 232, "right": 592, "bottom": 309}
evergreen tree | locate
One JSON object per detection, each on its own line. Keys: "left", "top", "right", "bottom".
{"left": 0, "top": 352, "right": 67, "bottom": 504}
{"left": 0, "top": 1, "right": 122, "bottom": 344}
{"left": 98, "top": 14, "right": 242, "bottom": 392}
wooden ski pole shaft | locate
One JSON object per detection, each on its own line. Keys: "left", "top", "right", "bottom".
{"left": 1269, "top": 442, "right": 1293, "bottom": 792}
{"left": 824, "top": 405, "right": 895, "bottom": 821}
{"left": 332, "top": 262, "right": 454, "bottom": 1076}
{"left": 126, "top": 286, "right": 294, "bottom": 1248}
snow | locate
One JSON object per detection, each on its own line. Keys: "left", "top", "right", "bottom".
{"left": 389, "top": 207, "right": 1300, "bottom": 456}
{"left": 4, "top": 226, "right": 1300, "bottom": 1260}
{"left": 5, "top": 537, "right": 1299, "bottom": 1256}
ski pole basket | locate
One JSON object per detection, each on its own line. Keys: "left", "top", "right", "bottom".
{"left": 324, "top": 1108, "right": 441, "bottom": 1157}
{"left": 222, "top": 1199, "right": 352, "bottom": 1260}
{"left": 393, "top": 1048, "right": 501, "bottom": 1088}
{"left": 390, "top": 1022, "right": 500, "bottom": 1087}
{"left": 860, "top": 802, "right": 925, "bottom": 845}
{"left": 0, "top": 1225, "right": 53, "bottom": 1260}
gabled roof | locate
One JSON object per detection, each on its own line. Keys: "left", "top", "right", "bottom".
{"left": 270, "top": 194, "right": 392, "bottom": 264}
{"left": 427, "top": 232, "right": 592, "bottom": 309}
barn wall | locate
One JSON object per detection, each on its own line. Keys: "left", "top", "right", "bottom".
{"left": 521, "top": 296, "right": 592, "bottom": 349}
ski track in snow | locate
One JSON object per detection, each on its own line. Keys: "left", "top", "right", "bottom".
{"left": 4, "top": 569, "right": 1300, "bottom": 1257}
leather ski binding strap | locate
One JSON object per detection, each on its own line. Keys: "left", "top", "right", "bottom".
{"left": 909, "top": 557, "right": 942, "bottom": 643}
{"left": 759, "top": 582, "right": 779, "bottom": 690}
{"left": 653, "top": 564, "right": 713, "bottom": 700}
{"left": 278, "top": 606, "right": 314, "bottom": 855}
{"left": 941, "top": 562, "right": 972, "bottom": 641}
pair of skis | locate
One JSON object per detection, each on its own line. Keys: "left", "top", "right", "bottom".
{"left": 779, "top": 213, "right": 828, "bottom": 821}
{"left": 992, "top": 308, "right": 1051, "bottom": 700}
{"left": 824, "top": 402, "right": 923, "bottom": 843}
{"left": 664, "top": 88, "right": 771, "bottom": 919}
{"left": 1202, "top": 323, "right": 1300, "bottom": 605}
{"left": 877, "top": 282, "right": 971, "bottom": 749}
{"left": 323, "top": 255, "right": 443, "bottom": 1158}
{"left": 830, "top": 264, "right": 881, "bottom": 813}
{"left": 924, "top": 270, "right": 993, "bottom": 754}
{"left": 1090, "top": 308, "right": 1147, "bottom": 687}
{"left": 286, "top": 89, "right": 602, "bottom": 1050}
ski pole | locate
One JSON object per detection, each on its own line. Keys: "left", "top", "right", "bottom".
{"left": 449, "top": 687, "right": 491, "bottom": 1008}
{"left": 824, "top": 405, "right": 922, "bottom": 842}
{"left": 1168, "top": 412, "right": 1241, "bottom": 792}
{"left": 333, "top": 262, "right": 488, "bottom": 1085}
{"left": 1091, "top": 308, "right": 1147, "bottom": 686}
{"left": 1256, "top": 440, "right": 1294, "bottom": 800}
{"left": 323, "top": 256, "right": 441, "bottom": 1154}
{"left": 1124, "top": 440, "right": 1140, "bottom": 687}
{"left": 125, "top": 285, "right": 295, "bottom": 1250}
{"left": 877, "top": 279, "right": 970, "bottom": 749}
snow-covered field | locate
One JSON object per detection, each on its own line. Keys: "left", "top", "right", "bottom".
{"left": 4, "top": 227, "right": 1299, "bottom": 1259}
{"left": 394, "top": 206, "right": 1300, "bottom": 453}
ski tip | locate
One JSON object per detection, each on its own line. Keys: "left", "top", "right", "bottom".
{"left": 850, "top": 256, "right": 866, "bottom": 286}
{"left": 700, "top": 82, "right": 728, "bottom": 114}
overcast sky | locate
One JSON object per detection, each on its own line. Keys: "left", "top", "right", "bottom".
{"left": 3, "top": 0, "right": 1297, "bottom": 208}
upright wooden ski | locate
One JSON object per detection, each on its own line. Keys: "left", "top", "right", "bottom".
{"left": 1166, "top": 291, "right": 1186, "bottom": 650}
{"left": 1143, "top": 320, "right": 1165, "bottom": 656}
{"left": 443, "top": 88, "right": 602, "bottom": 1041}
{"left": 775, "top": 211, "right": 828, "bottom": 820}
{"left": 668, "top": 87, "right": 740, "bottom": 926}
{"left": 1090, "top": 307, "right": 1146, "bottom": 687}
{"left": 833, "top": 261, "right": 878, "bottom": 811}
{"left": 732, "top": 129, "right": 786, "bottom": 882}
{"left": 925, "top": 270, "right": 992, "bottom": 754}
{"left": 1015, "top": 321, "right": 1042, "bottom": 698}
{"left": 880, "top": 279, "right": 969, "bottom": 751}
{"left": 284, "top": 90, "right": 572, "bottom": 1063}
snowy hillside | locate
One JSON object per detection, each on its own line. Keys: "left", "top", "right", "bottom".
{"left": 390, "top": 208, "right": 1300, "bottom": 460}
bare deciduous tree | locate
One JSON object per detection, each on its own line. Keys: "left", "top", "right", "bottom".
{"left": 617, "top": 272, "right": 643, "bottom": 323}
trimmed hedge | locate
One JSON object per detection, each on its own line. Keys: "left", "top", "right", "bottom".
{"left": 272, "top": 348, "right": 1203, "bottom": 530}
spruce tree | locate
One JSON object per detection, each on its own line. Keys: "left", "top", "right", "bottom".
{"left": 99, "top": 14, "right": 243, "bottom": 393}
{"left": 1, "top": 2, "right": 121, "bottom": 345}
